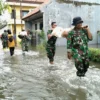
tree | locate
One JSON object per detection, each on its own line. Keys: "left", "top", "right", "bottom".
{"left": 0, "top": 0, "right": 11, "bottom": 15}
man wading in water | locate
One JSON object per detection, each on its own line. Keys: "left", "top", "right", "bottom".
{"left": 46, "top": 22, "right": 57, "bottom": 64}
{"left": 67, "top": 17, "right": 92, "bottom": 77}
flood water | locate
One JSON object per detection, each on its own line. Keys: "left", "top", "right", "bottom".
{"left": 0, "top": 43, "right": 100, "bottom": 100}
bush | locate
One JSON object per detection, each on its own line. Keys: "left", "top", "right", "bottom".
{"left": 36, "top": 30, "right": 46, "bottom": 52}
{"left": 89, "top": 48, "right": 100, "bottom": 62}
{"left": 36, "top": 42, "right": 46, "bottom": 52}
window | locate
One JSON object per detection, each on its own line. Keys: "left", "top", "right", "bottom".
{"left": 40, "top": 22, "right": 43, "bottom": 30}
{"left": 35, "top": 24, "right": 37, "bottom": 30}
{"left": 21, "top": 10, "right": 29, "bottom": 17}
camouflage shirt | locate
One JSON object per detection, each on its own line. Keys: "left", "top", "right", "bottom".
{"left": 67, "top": 29, "right": 92, "bottom": 59}
{"left": 47, "top": 30, "right": 57, "bottom": 46}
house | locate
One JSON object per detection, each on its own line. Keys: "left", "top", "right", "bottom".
{"left": 23, "top": 0, "right": 100, "bottom": 46}
{"left": 6, "top": 0, "right": 44, "bottom": 42}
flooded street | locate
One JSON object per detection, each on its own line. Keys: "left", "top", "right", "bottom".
{"left": 0, "top": 44, "right": 100, "bottom": 100}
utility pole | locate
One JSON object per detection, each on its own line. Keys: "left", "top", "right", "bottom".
{"left": 20, "top": 0, "right": 22, "bottom": 31}
{"left": 14, "top": 1, "right": 16, "bottom": 35}
{"left": 13, "top": 0, "right": 17, "bottom": 45}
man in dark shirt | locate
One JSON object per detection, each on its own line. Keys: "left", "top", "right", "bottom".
{"left": 1, "top": 30, "right": 8, "bottom": 49}
{"left": 46, "top": 22, "right": 57, "bottom": 64}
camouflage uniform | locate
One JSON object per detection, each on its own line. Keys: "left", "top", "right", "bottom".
{"left": 1, "top": 31, "right": 8, "bottom": 49}
{"left": 21, "top": 35, "right": 31, "bottom": 51}
{"left": 67, "top": 29, "right": 92, "bottom": 76}
{"left": 46, "top": 30, "right": 57, "bottom": 62}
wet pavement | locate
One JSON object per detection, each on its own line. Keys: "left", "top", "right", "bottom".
{"left": 0, "top": 43, "right": 100, "bottom": 100}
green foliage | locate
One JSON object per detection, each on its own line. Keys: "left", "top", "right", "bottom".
{"left": 97, "top": 31, "right": 100, "bottom": 35}
{"left": 36, "top": 30, "right": 46, "bottom": 52}
{"left": 89, "top": 48, "right": 100, "bottom": 62}
{"left": 39, "top": 30, "right": 46, "bottom": 41}
{"left": 36, "top": 42, "right": 46, "bottom": 53}
{"left": 0, "top": 0, "right": 11, "bottom": 15}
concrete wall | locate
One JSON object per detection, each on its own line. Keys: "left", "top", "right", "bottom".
{"left": 42, "top": 0, "right": 100, "bottom": 45}
{"left": 25, "top": 21, "right": 32, "bottom": 31}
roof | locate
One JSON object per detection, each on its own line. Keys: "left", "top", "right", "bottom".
{"left": 73, "top": 0, "right": 100, "bottom": 4}
{"left": 22, "top": 0, "right": 50, "bottom": 20}
{"left": 6, "top": 0, "right": 44, "bottom": 4}
{"left": 58, "top": 0, "right": 100, "bottom": 5}
{"left": 22, "top": 0, "right": 44, "bottom": 2}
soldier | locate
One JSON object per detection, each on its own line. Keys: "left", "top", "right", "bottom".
{"left": 1, "top": 30, "right": 8, "bottom": 49}
{"left": 18, "top": 29, "right": 31, "bottom": 52}
{"left": 67, "top": 17, "right": 92, "bottom": 77}
{"left": 46, "top": 22, "right": 57, "bottom": 64}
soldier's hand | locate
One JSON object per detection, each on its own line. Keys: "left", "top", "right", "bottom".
{"left": 82, "top": 25, "right": 89, "bottom": 32}
{"left": 67, "top": 52, "right": 72, "bottom": 59}
{"left": 48, "top": 34, "right": 52, "bottom": 39}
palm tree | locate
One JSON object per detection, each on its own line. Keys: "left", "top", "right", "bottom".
{"left": 0, "top": 0, "right": 11, "bottom": 15}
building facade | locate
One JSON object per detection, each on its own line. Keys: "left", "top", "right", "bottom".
{"left": 23, "top": 0, "right": 100, "bottom": 45}
{"left": 6, "top": 0, "right": 44, "bottom": 42}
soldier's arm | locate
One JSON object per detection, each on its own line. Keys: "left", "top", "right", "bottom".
{"left": 67, "top": 32, "right": 73, "bottom": 59}
{"left": 62, "top": 27, "right": 74, "bottom": 38}
{"left": 47, "top": 30, "right": 52, "bottom": 39}
{"left": 87, "top": 28, "right": 92, "bottom": 40}
{"left": 83, "top": 27, "right": 93, "bottom": 40}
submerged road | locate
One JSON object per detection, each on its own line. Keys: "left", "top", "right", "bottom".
{"left": 0, "top": 43, "right": 100, "bottom": 100}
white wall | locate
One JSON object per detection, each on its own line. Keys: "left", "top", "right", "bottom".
{"left": 42, "top": 0, "right": 100, "bottom": 45}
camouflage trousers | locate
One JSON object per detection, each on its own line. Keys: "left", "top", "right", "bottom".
{"left": 46, "top": 44, "right": 56, "bottom": 62}
{"left": 2, "top": 41, "right": 8, "bottom": 49}
{"left": 75, "top": 57, "right": 89, "bottom": 76}
{"left": 21, "top": 41, "right": 29, "bottom": 51}
{"left": 73, "top": 49, "right": 89, "bottom": 76}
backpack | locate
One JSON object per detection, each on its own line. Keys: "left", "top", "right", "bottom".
{"left": 9, "top": 36, "right": 14, "bottom": 42}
